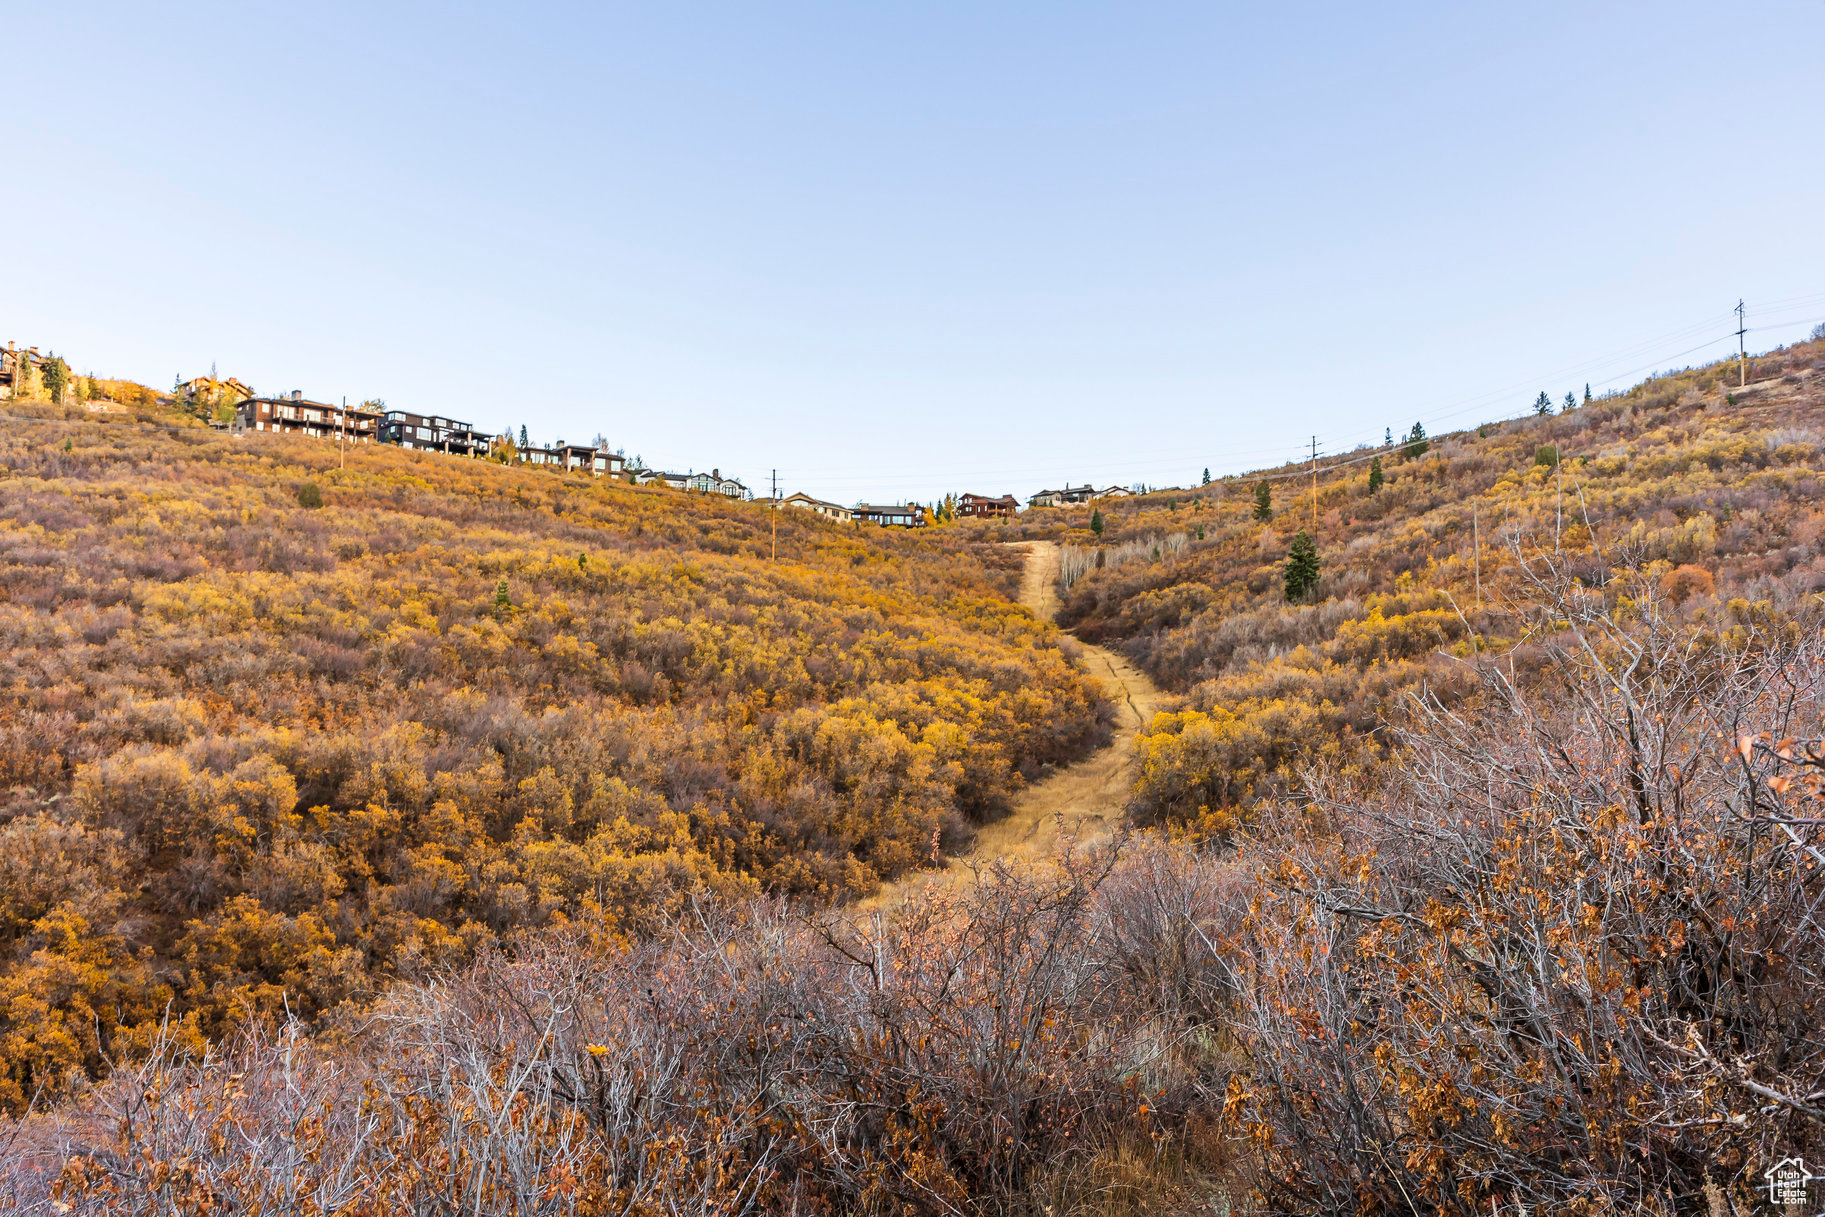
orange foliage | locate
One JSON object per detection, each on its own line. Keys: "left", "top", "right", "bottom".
{"left": 0, "top": 417, "right": 1109, "bottom": 1108}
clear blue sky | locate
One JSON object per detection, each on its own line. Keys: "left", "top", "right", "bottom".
{"left": 6, "top": 2, "right": 1823, "bottom": 505}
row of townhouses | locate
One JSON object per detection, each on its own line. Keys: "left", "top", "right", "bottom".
{"left": 237, "top": 391, "right": 762, "bottom": 497}
{"left": 236, "top": 393, "right": 644, "bottom": 478}
{"left": 9, "top": 344, "right": 1137, "bottom": 523}
{"left": 764, "top": 485, "right": 1134, "bottom": 530}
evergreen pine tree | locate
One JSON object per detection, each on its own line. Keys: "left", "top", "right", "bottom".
{"left": 1284, "top": 531, "right": 1321, "bottom": 601}
{"left": 1534, "top": 391, "right": 1552, "bottom": 416}
{"left": 1385, "top": 427, "right": 1393, "bottom": 446}
{"left": 518, "top": 425, "right": 529, "bottom": 449}
{"left": 1584, "top": 383, "right": 1592, "bottom": 403}
{"left": 1201, "top": 467, "right": 1211, "bottom": 485}
{"left": 1253, "top": 481, "right": 1273, "bottom": 521}
{"left": 1090, "top": 507, "right": 1104, "bottom": 537}
{"left": 1403, "top": 422, "right": 1429, "bottom": 459}
{"left": 494, "top": 580, "right": 512, "bottom": 618}
{"left": 1367, "top": 455, "right": 1384, "bottom": 493}
{"left": 41, "top": 357, "right": 69, "bottom": 404}
{"left": 1563, "top": 391, "right": 1577, "bottom": 413}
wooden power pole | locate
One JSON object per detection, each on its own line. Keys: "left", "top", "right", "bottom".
{"left": 1735, "top": 299, "right": 1748, "bottom": 388}
{"left": 1309, "top": 435, "right": 1319, "bottom": 530}
{"left": 770, "top": 469, "right": 778, "bottom": 562}
{"left": 1472, "top": 499, "right": 1480, "bottom": 609}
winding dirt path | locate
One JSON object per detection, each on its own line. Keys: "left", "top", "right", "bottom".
{"left": 869, "top": 543, "right": 1160, "bottom": 905}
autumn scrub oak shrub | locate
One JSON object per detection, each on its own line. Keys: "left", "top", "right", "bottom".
{"left": 1660, "top": 561, "right": 1715, "bottom": 603}
{"left": 0, "top": 413, "right": 1109, "bottom": 1106}
{"left": 296, "top": 480, "right": 323, "bottom": 508}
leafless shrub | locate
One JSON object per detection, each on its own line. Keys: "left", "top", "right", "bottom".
{"left": 7, "top": 847, "right": 1237, "bottom": 1215}
{"left": 1765, "top": 425, "right": 1819, "bottom": 452}
{"left": 1217, "top": 556, "right": 1825, "bottom": 1214}
{"left": 1059, "top": 533, "right": 1188, "bottom": 592}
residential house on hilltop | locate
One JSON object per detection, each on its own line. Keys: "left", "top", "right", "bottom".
{"left": 633, "top": 467, "right": 749, "bottom": 497}
{"left": 632, "top": 468, "right": 691, "bottom": 490}
{"left": 238, "top": 392, "right": 382, "bottom": 443}
{"left": 0, "top": 344, "right": 48, "bottom": 400}
{"left": 1092, "top": 485, "right": 1133, "bottom": 499}
{"left": 564, "top": 444, "right": 622, "bottom": 475}
{"left": 957, "top": 492, "right": 1019, "bottom": 518}
{"left": 1028, "top": 485, "right": 1096, "bottom": 507}
{"left": 854, "top": 503, "right": 929, "bottom": 528}
{"left": 686, "top": 469, "right": 750, "bottom": 499}
{"left": 778, "top": 492, "right": 853, "bottom": 523}
{"left": 180, "top": 376, "right": 254, "bottom": 406}
{"left": 381, "top": 410, "right": 489, "bottom": 457}
{"left": 517, "top": 443, "right": 624, "bottom": 475}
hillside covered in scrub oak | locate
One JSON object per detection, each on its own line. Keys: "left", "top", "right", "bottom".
{"left": 1008, "top": 337, "right": 1825, "bottom": 828}
{"left": 0, "top": 403, "right": 1110, "bottom": 1112}
{"left": 2, "top": 345, "right": 1824, "bottom": 1216}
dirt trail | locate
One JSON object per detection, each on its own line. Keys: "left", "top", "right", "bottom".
{"left": 871, "top": 543, "right": 1159, "bottom": 903}
{"left": 966, "top": 541, "right": 1160, "bottom": 860}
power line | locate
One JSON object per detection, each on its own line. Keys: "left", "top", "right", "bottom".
{"left": 769, "top": 305, "right": 1825, "bottom": 497}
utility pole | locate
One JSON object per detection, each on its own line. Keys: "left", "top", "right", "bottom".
{"left": 1309, "top": 435, "right": 1319, "bottom": 530}
{"left": 1735, "top": 299, "right": 1748, "bottom": 388}
{"left": 770, "top": 469, "right": 778, "bottom": 562}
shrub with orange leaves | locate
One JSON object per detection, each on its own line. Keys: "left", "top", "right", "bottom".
{"left": 0, "top": 415, "right": 1110, "bottom": 1112}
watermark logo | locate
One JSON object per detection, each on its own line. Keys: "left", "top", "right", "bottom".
{"left": 1765, "top": 1157, "right": 1814, "bottom": 1208}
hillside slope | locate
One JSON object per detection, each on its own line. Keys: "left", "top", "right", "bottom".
{"left": 0, "top": 406, "right": 1109, "bottom": 1110}
{"left": 1002, "top": 338, "right": 1825, "bottom": 821}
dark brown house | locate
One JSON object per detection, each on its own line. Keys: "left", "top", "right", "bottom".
{"left": 237, "top": 392, "right": 382, "bottom": 443}
{"left": 381, "top": 410, "right": 489, "bottom": 456}
{"left": 958, "top": 493, "right": 1019, "bottom": 518}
